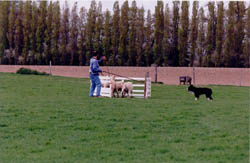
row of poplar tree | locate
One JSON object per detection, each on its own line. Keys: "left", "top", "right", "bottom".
{"left": 0, "top": 1, "right": 249, "bottom": 67}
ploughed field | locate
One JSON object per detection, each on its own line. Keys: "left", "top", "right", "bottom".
{"left": 0, "top": 73, "right": 248, "bottom": 162}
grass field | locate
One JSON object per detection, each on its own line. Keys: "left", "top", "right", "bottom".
{"left": 0, "top": 73, "right": 249, "bottom": 163}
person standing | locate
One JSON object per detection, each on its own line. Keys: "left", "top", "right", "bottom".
{"left": 89, "top": 51, "right": 106, "bottom": 97}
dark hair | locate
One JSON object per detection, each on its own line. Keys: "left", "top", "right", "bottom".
{"left": 92, "top": 51, "right": 97, "bottom": 56}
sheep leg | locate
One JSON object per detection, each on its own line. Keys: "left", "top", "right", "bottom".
{"left": 121, "top": 88, "right": 125, "bottom": 98}
{"left": 128, "top": 90, "right": 131, "bottom": 98}
{"left": 115, "top": 89, "right": 119, "bottom": 98}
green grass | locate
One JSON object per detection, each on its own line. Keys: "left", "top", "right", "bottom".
{"left": 0, "top": 73, "right": 249, "bottom": 163}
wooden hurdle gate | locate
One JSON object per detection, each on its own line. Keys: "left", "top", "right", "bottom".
{"left": 93, "top": 73, "right": 151, "bottom": 98}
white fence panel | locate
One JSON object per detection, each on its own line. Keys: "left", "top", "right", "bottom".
{"left": 133, "top": 90, "right": 144, "bottom": 93}
{"left": 133, "top": 84, "right": 144, "bottom": 87}
{"left": 92, "top": 75, "right": 151, "bottom": 98}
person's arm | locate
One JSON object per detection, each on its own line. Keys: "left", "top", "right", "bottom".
{"left": 92, "top": 60, "right": 102, "bottom": 73}
{"left": 98, "top": 58, "right": 103, "bottom": 63}
{"left": 98, "top": 56, "right": 106, "bottom": 63}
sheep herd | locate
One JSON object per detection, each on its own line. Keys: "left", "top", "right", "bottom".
{"left": 101, "top": 76, "right": 133, "bottom": 98}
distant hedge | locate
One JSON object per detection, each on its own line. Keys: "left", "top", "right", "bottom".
{"left": 16, "top": 68, "right": 49, "bottom": 75}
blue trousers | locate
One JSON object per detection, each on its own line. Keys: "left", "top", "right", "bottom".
{"left": 89, "top": 74, "right": 102, "bottom": 97}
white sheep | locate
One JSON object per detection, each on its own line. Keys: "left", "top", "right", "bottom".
{"left": 122, "top": 82, "right": 133, "bottom": 98}
{"left": 110, "top": 76, "right": 124, "bottom": 97}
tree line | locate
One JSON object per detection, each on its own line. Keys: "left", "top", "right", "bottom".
{"left": 0, "top": 0, "right": 249, "bottom": 67}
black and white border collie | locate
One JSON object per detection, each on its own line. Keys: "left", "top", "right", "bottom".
{"left": 188, "top": 85, "right": 213, "bottom": 101}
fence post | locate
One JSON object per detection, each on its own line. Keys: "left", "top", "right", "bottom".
{"left": 49, "top": 61, "right": 52, "bottom": 75}
{"left": 110, "top": 76, "right": 112, "bottom": 97}
{"left": 144, "top": 72, "right": 149, "bottom": 99}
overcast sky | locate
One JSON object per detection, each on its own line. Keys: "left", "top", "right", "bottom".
{"left": 61, "top": 0, "right": 248, "bottom": 13}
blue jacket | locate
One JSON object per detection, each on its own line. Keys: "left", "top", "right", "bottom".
{"left": 89, "top": 58, "right": 102, "bottom": 75}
